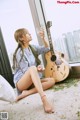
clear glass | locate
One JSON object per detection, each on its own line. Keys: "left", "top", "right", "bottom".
{"left": 43, "top": 0, "right": 80, "bottom": 64}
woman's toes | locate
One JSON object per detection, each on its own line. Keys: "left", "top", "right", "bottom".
{"left": 15, "top": 90, "right": 28, "bottom": 101}
{"left": 44, "top": 106, "right": 54, "bottom": 113}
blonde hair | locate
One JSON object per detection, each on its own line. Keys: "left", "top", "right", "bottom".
{"left": 13, "top": 28, "right": 28, "bottom": 69}
{"left": 14, "top": 28, "right": 28, "bottom": 43}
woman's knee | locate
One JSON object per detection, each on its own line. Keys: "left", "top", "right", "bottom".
{"left": 49, "top": 78, "right": 56, "bottom": 85}
{"left": 29, "top": 66, "right": 37, "bottom": 72}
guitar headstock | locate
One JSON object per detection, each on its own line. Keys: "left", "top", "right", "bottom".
{"left": 46, "top": 21, "right": 52, "bottom": 28}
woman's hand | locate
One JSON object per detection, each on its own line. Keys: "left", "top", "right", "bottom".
{"left": 39, "top": 28, "right": 49, "bottom": 47}
{"left": 39, "top": 28, "right": 45, "bottom": 40}
{"left": 37, "top": 65, "right": 45, "bottom": 72}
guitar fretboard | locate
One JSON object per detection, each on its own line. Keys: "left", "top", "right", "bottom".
{"left": 46, "top": 22, "right": 54, "bottom": 53}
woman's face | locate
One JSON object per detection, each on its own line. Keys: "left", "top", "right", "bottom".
{"left": 22, "top": 31, "right": 32, "bottom": 44}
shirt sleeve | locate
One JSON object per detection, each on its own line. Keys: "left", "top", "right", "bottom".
{"left": 33, "top": 45, "right": 50, "bottom": 55}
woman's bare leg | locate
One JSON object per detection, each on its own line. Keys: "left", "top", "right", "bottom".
{"left": 16, "top": 78, "right": 55, "bottom": 100}
{"left": 16, "top": 66, "right": 55, "bottom": 113}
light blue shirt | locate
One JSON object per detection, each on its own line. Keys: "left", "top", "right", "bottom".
{"left": 13, "top": 44, "right": 49, "bottom": 85}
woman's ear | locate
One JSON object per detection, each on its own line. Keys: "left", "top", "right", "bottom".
{"left": 18, "top": 38, "right": 24, "bottom": 45}
{"left": 19, "top": 37, "right": 23, "bottom": 42}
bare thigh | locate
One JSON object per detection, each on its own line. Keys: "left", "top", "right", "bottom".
{"left": 41, "top": 77, "right": 55, "bottom": 83}
{"left": 28, "top": 77, "right": 54, "bottom": 90}
{"left": 16, "top": 70, "right": 33, "bottom": 92}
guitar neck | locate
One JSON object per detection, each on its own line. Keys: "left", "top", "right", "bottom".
{"left": 46, "top": 26, "right": 55, "bottom": 53}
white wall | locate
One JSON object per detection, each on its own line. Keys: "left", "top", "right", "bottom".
{"left": 0, "top": 0, "right": 38, "bottom": 66}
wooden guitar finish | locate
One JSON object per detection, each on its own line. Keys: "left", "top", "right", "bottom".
{"left": 44, "top": 21, "right": 70, "bottom": 82}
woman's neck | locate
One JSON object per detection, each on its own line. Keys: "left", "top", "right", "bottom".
{"left": 22, "top": 43, "right": 29, "bottom": 48}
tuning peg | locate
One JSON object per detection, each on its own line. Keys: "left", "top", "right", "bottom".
{"left": 46, "top": 21, "right": 52, "bottom": 28}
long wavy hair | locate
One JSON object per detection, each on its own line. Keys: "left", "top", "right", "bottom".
{"left": 12, "top": 28, "right": 28, "bottom": 70}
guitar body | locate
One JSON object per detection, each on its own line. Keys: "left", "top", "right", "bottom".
{"left": 44, "top": 51, "right": 70, "bottom": 82}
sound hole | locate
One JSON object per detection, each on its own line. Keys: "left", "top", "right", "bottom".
{"left": 51, "top": 55, "right": 56, "bottom": 61}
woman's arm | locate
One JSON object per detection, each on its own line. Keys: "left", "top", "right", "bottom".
{"left": 32, "top": 45, "right": 50, "bottom": 55}
{"left": 39, "top": 29, "right": 49, "bottom": 48}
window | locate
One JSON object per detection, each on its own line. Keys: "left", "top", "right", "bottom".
{"left": 35, "top": 0, "right": 80, "bottom": 64}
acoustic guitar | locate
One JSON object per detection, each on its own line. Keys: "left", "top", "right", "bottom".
{"left": 44, "top": 21, "right": 70, "bottom": 82}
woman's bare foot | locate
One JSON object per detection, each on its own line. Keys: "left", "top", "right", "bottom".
{"left": 16, "top": 90, "right": 29, "bottom": 101}
{"left": 41, "top": 95, "right": 54, "bottom": 113}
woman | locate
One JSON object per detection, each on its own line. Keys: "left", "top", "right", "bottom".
{"left": 13, "top": 28, "right": 55, "bottom": 113}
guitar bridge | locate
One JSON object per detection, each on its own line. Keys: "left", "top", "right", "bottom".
{"left": 55, "top": 59, "right": 63, "bottom": 65}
